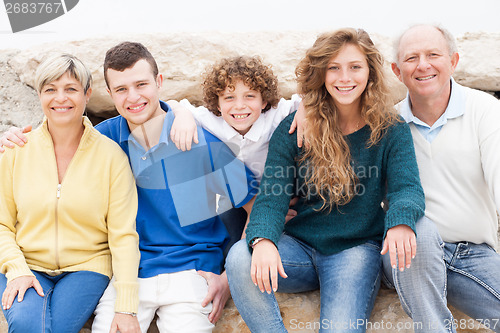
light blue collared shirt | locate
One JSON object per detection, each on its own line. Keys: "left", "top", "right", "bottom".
{"left": 399, "top": 78, "right": 466, "bottom": 142}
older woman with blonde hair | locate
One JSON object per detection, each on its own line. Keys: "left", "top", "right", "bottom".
{"left": 0, "top": 54, "right": 140, "bottom": 333}
{"left": 225, "top": 28, "right": 425, "bottom": 332}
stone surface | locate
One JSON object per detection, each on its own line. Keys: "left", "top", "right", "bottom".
{"left": 455, "top": 32, "right": 500, "bottom": 92}
{"left": 1, "top": 31, "right": 500, "bottom": 135}
{"left": 0, "top": 51, "right": 42, "bottom": 135}
{"left": 0, "top": 287, "right": 497, "bottom": 332}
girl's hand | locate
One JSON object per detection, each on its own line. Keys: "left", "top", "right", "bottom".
{"left": 250, "top": 239, "right": 287, "bottom": 294}
{"left": 381, "top": 224, "right": 417, "bottom": 271}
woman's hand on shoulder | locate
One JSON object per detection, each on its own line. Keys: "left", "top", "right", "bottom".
{"left": 0, "top": 125, "right": 32, "bottom": 153}
{"left": 250, "top": 239, "right": 287, "bottom": 294}
{"left": 381, "top": 224, "right": 416, "bottom": 272}
{"left": 2, "top": 275, "right": 44, "bottom": 310}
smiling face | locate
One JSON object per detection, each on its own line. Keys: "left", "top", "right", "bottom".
{"left": 217, "top": 80, "right": 267, "bottom": 135}
{"left": 324, "top": 43, "right": 369, "bottom": 114}
{"left": 106, "top": 59, "right": 164, "bottom": 130}
{"left": 39, "top": 71, "right": 90, "bottom": 128}
{"left": 392, "top": 25, "right": 459, "bottom": 102}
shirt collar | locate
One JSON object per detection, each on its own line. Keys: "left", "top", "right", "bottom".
{"left": 117, "top": 100, "right": 171, "bottom": 145}
{"left": 41, "top": 115, "right": 94, "bottom": 142}
{"left": 241, "top": 114, "right": 265, "bottom": 142}
{"left": 158, "top": 101, "right": 173, "bottom": 145}
{"left": 400, "top": 77, "right": 466, "bottom": 124}
{"left": 221, "top": 112, "right": 265, "bottom": 142}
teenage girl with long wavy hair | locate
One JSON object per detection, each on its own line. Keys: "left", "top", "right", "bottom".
{"left": 226, "top": 28, "right": 425, "bottom": 332}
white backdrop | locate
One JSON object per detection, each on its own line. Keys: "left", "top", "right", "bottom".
{"left": 0, "top": 0, "right": 499, "bottom": 50}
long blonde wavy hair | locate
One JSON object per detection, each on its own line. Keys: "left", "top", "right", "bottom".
{"left": 296, "top": 28, "right": 399, "bottom": 211}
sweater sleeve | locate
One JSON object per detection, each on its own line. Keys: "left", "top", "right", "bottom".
{"left": 245, "top": 114, "right": 299, "bottom": 248}
{"left": 0, "top": 149, "right": 34, "bottom": 282}
{"left": 105, "top": 148, "right": 140, "bottom": 313}
{"left": 384, "top": 121, "right": 425, "bottom": 236}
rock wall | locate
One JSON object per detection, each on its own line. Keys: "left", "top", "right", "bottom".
{"left": 1, "top": 31, "right": 500, "bottom": 134}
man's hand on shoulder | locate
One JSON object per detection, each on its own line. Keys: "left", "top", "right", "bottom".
{"left": 0, "top": 125, "right": 32, "bottom": 153}
{"left": 197, "top": 270, "right": 230, "bottom": 324}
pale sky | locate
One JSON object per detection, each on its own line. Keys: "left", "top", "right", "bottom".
{"left": 1, "top": 0, "right": 499, "bottom": 50}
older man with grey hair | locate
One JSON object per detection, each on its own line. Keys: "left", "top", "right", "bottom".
{"left": 382, "top": 24, "right": 500, "bottom": 333}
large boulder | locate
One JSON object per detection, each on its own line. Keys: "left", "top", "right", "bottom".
{"left": 1, "top": 31, "right": 499, "bottom": 134}
{"left": 0, "top": 51, "right": 41, "bottom": 135}
{"left": 455, "top": 32, "right": 500, "bottom": 92}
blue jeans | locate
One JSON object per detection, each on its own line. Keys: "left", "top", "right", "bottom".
{"left": 382, "top": 217, "right": 500, "bottom": 333}
{"left": 0, "top": 270, "right": 109, "bottom": 333}
{"left": 226, "top": 235, "right": 382, "bottom": 333}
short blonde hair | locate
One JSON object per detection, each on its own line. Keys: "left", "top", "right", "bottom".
{"left": 34, "top": 53, "right": 92, "bottom": 94}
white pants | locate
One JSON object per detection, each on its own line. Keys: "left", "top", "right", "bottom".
{"left": 92, "top": 270, "right": 214, "bottom": 333}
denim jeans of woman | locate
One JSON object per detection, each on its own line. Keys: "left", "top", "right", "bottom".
{"left": 382, "top": 216, "right": 500, "bottom": 333}
{"left": 226, "top": 234, "right": 382, "bottom": 333}
{"left": 0, "top": 270, "right": 109, "bottom": 333}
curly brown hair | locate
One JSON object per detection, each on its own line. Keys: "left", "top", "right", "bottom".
{"left": 202, "top": 56, "right": 280, "bottom": 116}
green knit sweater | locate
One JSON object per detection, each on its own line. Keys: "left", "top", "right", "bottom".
{"left": 246, "top": 113, "right": 425, "bottom": 254}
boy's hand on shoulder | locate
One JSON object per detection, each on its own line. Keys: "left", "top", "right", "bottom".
{"left": 197, "top": 270, "right": 230, "bottom": 324}
{"left": 169, "top": 100, "right": 198, "bottom": 151}
{"left": 0, "top": 125, "right": 32, "bottom": 153}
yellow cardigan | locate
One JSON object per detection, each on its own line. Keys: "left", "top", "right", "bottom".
{"left": 0, "top": 117, "right": 140, "bottom": 313}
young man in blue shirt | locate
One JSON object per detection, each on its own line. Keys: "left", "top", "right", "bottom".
{"left": 92, "top": 42, "right": 256, "bottom": 333}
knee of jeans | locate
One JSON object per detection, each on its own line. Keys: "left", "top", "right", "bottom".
{"left": 5, "top": 307, "right": 44, "bottom": 332}
{"left": 225, "top": 239, "right": 252, "bottom": 278}
{"left": 415, "top": 216, "right": 444, "bottom": 254}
